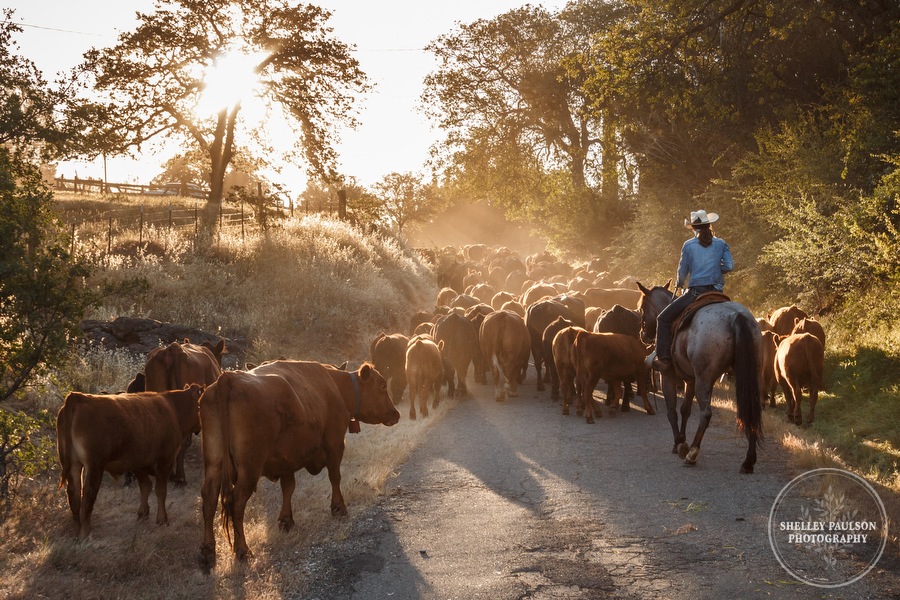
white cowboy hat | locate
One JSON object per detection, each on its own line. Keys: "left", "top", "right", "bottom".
{"left": 684, "top": 210, "right": 719, "bottom": 228}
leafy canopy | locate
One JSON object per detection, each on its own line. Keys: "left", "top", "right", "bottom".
{"left": 78, "top": 0, "right": 369, "bottom": 213}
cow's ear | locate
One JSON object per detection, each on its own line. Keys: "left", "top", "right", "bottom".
{"left": 215, "top": 339, "right": 225, "bottom": 354}
{"left": 359, "top": 363, "right": 372, "bottom": 380}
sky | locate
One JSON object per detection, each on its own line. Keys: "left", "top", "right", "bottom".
{"left": 5, "top": 0, "right": 568, "bottom": 197}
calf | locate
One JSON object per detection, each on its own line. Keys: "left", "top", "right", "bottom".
{"left": 573, "top": 331, "right": 653, "bottom": 424}
{"left": 57, "top": 384, "right": 204, "bottom": 539}
{"left": 405, "top": 336, "right": 445, "bottom": 419}
{"left": 775, "top": 332, "right": 825, "bottom": 426}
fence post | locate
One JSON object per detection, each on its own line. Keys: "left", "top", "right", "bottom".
{"left": 168, "top": 203, "right": 173, "bottom": 230}
{"left": 70, "top": 222, "right": 76, "bottom": 257}
{"left": 108, "top": 216, "right": 112, "bottom": 255}
{"left": 241, "top": 198, "right": 245, "bottom": 241}
{"left": 194, "top": 202, "right": 198, "bottom": 238}
{"left": 257, "top": 182, "right": 266, "bottom": 231}
{"left": 139, "top": 205, "right": 144, "bottom": 245}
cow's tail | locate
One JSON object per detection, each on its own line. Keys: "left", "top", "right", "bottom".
{"left": 732, "top": 313, "right": 763, "bottom": 444}
{"left": 211, "top": 372, "right": 238, "bottom": 550}
{"left": 56, "top": 395, "right": 76, "bottom": 490}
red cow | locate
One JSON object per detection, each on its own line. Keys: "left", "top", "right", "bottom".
{"left": 405, "top": 335, "right": 445, "bottom": 419}
{"left": 760, "top": 330, "right": 779, "bottom": 407}
{"left": 143, "top": 339, "right": 224, "bottom": 485}
{"left": 552, "top": 325, "right": 587, "bottom": 415}
{"left": 792, "top": 316, "right": 826, "bottom": 349}
{"left": 198, "top": 361, "right": 398, "bottom": 570}
{"left": 57, "top": 384, "right": 204, "bottom": 539}
{"left": 775, "top": 332, "right": 825, "bottom": 426}
{"left": 767, "top": 305, "right": 809, "bottom": 337}
{"left": 573, "top": 331, "right": 653, "bottom": 424}
{"left": 480, "top": 310, "right": 531, "bottom": 401}
{"left": 370, "top": 332, "right": 410, "bottom": 405}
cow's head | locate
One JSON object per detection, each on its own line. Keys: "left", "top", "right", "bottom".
{"left": 355, "top": 363, "right": 400, "bottom": 426}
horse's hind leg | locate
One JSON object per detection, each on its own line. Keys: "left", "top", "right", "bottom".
{"left": 662, "top": 377, "right": 684, "bottom": 453}
{"left": 683, "top": 381, "right": 713, "bottom": 466}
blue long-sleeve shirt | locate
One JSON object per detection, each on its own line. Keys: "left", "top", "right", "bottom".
{"left": 675, "top": 236, "right": 734, "bottom": 290}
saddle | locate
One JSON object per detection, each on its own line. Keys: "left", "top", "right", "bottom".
{"left": 669, "top": 292, "right": 731, "bottom": 358}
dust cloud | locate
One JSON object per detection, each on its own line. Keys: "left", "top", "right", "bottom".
{"left": 407, "top": 201, "right": 547, "bottom": 256}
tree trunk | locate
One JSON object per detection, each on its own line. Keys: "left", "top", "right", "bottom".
{"left": 198, "top": 105, "right": 240, "bottom": 244}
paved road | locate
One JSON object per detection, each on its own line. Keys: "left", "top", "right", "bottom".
{"left": 301, "top": 378, "right": 899, "bottom": 599}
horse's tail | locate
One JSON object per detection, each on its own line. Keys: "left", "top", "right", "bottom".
{"left": 733, "top": 313, "right": 763, "bottom": 443}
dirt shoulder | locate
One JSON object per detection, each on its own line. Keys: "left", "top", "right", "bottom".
{"left": 300, "top": 382, "right": 900, "bottom": 599}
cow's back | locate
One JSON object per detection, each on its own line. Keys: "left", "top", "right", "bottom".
{"left": 60, "top": 392, "right": 183, "bottom": 474}
{"left": 768, "top": 305, "right": 809, "bottom": 337}
{"left": 776, "top": 333, "right": 824, "bottom": 389}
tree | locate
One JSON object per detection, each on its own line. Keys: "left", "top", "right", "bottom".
{"left": 77, "top": 0, "right": 369, "bottom": 237}
{"left": 0, "top": 147, "right": 95, "bottom": 402}
{"left": 373, "top": 172, "right": 443, "bottom": 236}
{"left": 422, "top": 2, "right": 627, "bottom": 253}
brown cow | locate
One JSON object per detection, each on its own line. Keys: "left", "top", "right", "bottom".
{"left": 581, "top": 287, "right": 642, "bottom": 311}
{"left": 436, "top": 287, "right": 458, "bottom": 307}
{"left": 760, "top": 330, "right": 779, "bottom": 407}
{"left": 552, "top": 325, "right": 586, "bottom": 415}
{"left": 521, "top": 283, "right": 557, "bottom": 307}
{"left": 143, "top": 339, "right": 224, "bottom": 486}
{"left": 501, "top": 300, "right": 526, "bottom": 318}
{"left": 370, "top": 332, "right": 410, "bottom": 405}
{"left": 775, "top": 333, "right": 825, "bottom": 426}
{"left": 198, "top": 361, "right": 398, "bottom": 570}
{"left": 57, "top": 384, "right": 204, "bottom": 539}
{"left": 433, "top": 312, "right": 479, "bottom": 397}
{"left": 573, "top": 331, "right": 653, "bottom": 424}
{"left": 594, "top": 304, "right": 643, "bottom": 411}
{"left": 491, "top": 291, "right": 516, "bottom": 311}
{"left": 767, "top": 305, "right": 809, "bottom": 337}
{"left": 405, "top": 336, "right": 445, "bottom": 419}
{"left": 480, "top": 310, "right": 531, "bottom": 401}
{"left": 792, "top": 316, "right": 826, "bottom": 349}
{"left": 526, "top": 299, "right": 582, "bottom": 392}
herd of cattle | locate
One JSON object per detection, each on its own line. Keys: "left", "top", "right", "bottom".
{"left": 53, "top": 243, "right": 826, "bottom": 569}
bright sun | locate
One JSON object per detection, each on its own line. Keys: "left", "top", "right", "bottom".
{"left": 197, "top": 49, "right": 264, "bottom": 117}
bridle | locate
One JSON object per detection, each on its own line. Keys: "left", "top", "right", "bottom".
{"left": 639, "top": 287, "right": 674, "bottom": 346}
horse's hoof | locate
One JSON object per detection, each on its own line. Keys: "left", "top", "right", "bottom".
{"left": 739, "top": 463, "right": 755, "bottom": 474}
{"left": 677, "top": 443, "right": 690, "bottom": 459}
{"left": 684, "top": 447, "right": 699, "bottom": 465}
{"left": 671, "top": 445, "right": 679, "bottom": 454}
{"left": 585, "top": 417, "right": 594, "bottom": 424}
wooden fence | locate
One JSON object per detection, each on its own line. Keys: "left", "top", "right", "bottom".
{"left": 67, "top": 198, "right": 292, "bottom": 257}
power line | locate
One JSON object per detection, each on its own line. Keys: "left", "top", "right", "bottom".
{"left": 2, "top": 19, "right": 105, "bottom": 38}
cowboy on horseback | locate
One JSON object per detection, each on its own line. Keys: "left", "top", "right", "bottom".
{"left": 650, "top": 210, "right": 734, "bottom": 374}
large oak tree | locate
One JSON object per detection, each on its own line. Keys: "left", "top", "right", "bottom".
{"left": 77, "top": 0, "right": 369, "bottom": 235}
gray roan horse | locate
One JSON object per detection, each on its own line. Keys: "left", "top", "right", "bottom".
{"left": 637, "top": 281, "right": 763, "bottom": 473}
